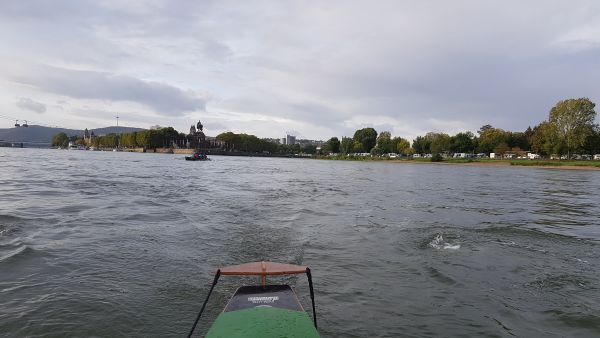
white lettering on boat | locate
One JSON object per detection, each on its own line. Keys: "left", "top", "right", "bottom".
{"left": 248, "top": 296, "right": 279, "bottom": 304}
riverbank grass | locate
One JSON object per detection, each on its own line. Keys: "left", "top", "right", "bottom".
{"left": 508, "top": 159, "right": 600, "bottom": 167}
{"left": 320, "top": 155, "right": 600, "bottom": 168}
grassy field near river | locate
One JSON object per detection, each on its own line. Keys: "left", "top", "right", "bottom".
{"left": 319, "top": 155, "right": 600, "bottom": 170}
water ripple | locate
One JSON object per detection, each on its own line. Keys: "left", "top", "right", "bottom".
{"left": 0, "top": 148, "right": 599, "bottom": 338}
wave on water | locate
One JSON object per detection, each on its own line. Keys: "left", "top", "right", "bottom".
{"left": 0, "top": 214, "right": 23, "bottom": 223}
{"left": 0, "top": 215, "right": 23, "bottom": 237}
{"left": 0, "top": 216, "right": 31, "bottom": 262}
{"left": 428, "top": 233, "right": 461, "bottom": 250}
{"left": 0, "top": 225, "right": 7, "bottom": 237}
{"left": 528, "top": 273, "right": 594, "bottom": 291}
{"left": 0, "top": 245, "right": 31, "bottom": 262}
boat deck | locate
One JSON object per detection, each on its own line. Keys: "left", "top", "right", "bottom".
{"left": 205, "top": 285, "right": 319, "bottom": 338}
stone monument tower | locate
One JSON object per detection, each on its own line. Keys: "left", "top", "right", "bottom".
{"left": 188, "top": 120, "right": 206, "bottom": 148}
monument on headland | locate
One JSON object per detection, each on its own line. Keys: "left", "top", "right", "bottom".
{"left": 74, "top": 120, "right": 227, "bottom": 152}
{"left": 188, "top": 120, "right": 207, "bottom": 149}
{"left": 188, "top": 120, "right": 228, "bottom": 151}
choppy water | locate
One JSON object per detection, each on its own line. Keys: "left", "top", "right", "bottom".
{"left": 1, "top": 148, "right": 599, "bottom": 337}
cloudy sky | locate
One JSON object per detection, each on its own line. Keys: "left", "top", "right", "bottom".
{"left": 1, "top": 0, "right": 599, "bottom": 140}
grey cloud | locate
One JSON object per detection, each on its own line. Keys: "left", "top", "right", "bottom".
{"left": 16, "top": 97, "right": 46, "bottom": 113}
{"left": 203, "top": 122, "right": 228, "bottom": 131}
{"left": 14, "top": 66, "right": 206, "bottom": 116}
{"left": 2, "top": 1, "right": 600, "bottom": 139}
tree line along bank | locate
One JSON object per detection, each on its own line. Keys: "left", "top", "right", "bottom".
{"left": 320, "top": 98, "right": 599, "bottom": 160}
{"left": 52, "top": 98, "right": 598, "bottom": 159}
{"left": 51, "top": 127, "right": 321, "bottom": 155}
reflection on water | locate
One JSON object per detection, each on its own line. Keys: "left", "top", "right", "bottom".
{"left": 1, "top": 148, "right": 599, "bottom": 337}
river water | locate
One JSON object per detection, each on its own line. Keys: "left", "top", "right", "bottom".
{"left": 1, "top": 148, "right": 599, "bottom": 337}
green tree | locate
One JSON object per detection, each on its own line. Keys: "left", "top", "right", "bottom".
{"left": 450, "top": 132, "right": 475, "bottom": 153}
{"left": 373, "top": 131, "right": 393, "bottom": 154}
{"left": 427, "top": 132, "right": 451, "bottom": 154}
{"left": 214, "top": 132, "right": 280, "bottom": 153}
{"left": 478, "top": 124, "right": 494, "bottom": 134}
{"left": 506, "top": 131, "right": 530, "bottom": 150}
{"left": 530, "top": 122, "right": 554, "bottom": 156}
{"left": 524, "top": 126, "right": 535, "bottom": 145}
{"left": 136, "top": 130, "right": 149, "bottom": 147}
{"left": 324, "top": 137, "right": 340, "bottom": 153}
{"left": 477, "top": 125, "right": 507, "bottom": 153}
{"left": 431, "top": 153, "right": 443, "bottom": 162}
{"left": 302, "top": 144, "right": 317, "bottom": 154}
{"left": 353, "top": 128, "right": 377, "bottom": 152}
{"left": 493, "top": 142, "right": 510, "bottom": 156}
{"left": 237, "top": 134, "right": 261, "bottom": 152}
{"left": 412, "top": 136, "right": 431, "bottom": 154}
{"left": 160, "top": 127, "right": 179, "bottom": 147}
{"left": 549, "top": 98, "right": 597, "bottom": 158}
{"left": 120, "top": 132, "right": 138, "bottom": 148}
{"left": 98, "top": 134, "right": 118, "bottom": 148}
{"left": 370, "top": 132, "right": 390, "bottom": 155}
{"left": 146, "top": 129, "right": 163, "bottom": 148}
{"left": 393, "top": 137, "right": 410, "bottom": 154}
{"left": 340, "top": 137, "right": 354, "bottom": 154}
{"left": 353, "top": 140, "right": 365, "bottom": 153}
{"left": 51, "top": 132, "right": 69, "bottom": 147}
{"left": 582, "top": 128, "right": 600, "bottom": 155}
{"left": 216, "top": 131, "right": 236, "bottom": 143}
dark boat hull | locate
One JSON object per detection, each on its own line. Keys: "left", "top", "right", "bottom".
{"left": 185, "top": 156, "right": 210, "bottom": 161}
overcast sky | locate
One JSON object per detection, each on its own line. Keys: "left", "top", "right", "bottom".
{"left": 1, "top": 0, "right": 599, "bottom": 140}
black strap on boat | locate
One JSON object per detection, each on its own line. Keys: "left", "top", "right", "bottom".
{"left": 306, "top": 267, "right": 317, "bottom": 329}
{"left": 187, "top": 270, "right": 221, "bottom": 338}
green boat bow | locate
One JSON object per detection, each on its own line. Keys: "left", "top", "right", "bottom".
{"left": 187, "top": 262, "right": 320, "bottom": 338}
{"left": 206, "top": 305, "right": 319, "bottom": 338}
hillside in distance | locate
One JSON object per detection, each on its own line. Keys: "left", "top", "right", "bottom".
{"left": 0, "top": 125, "right": 144, "bottom": 143}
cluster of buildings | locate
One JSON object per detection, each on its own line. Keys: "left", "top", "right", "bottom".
{"left": 262, "top": 134, "right": 324, "bottom": 147}
{"left": 282, "top": 134, "right": 296, "bottom": 145}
